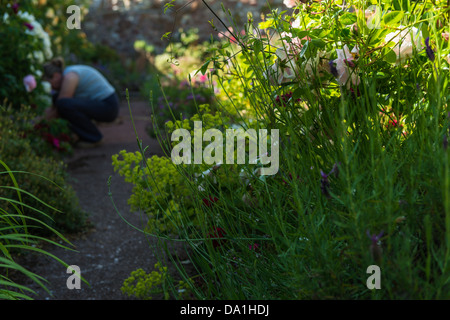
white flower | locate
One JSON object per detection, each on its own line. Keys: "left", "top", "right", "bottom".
{"left": 280, "top": 31, "right": 302, "bottom": 55}
{"left": 19, "top": 11, "right": 53, "bottom": 61}
{"left": 42, "top": 81, "right": 52, "bottom": 94}
{"left": 384, "top": 25, "right": 423, "bottom": 65}
{"left": 33, "top": 51, "right": 45, "bottom": 64}
{"left": 292, "top": 17, "right": 301, "bottom": 29}
{"left": 3, "top": 13, "right": 9, "bottom": 23}
{"left": 333, "top": 45, "right": 360, "bottom": 88}
{"left": 266, "top": 48, "right": 299, "bottom": 84}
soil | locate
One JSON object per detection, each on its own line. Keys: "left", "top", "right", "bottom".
{"left": 11, "top": 97, "right": 182, "bottom": 300}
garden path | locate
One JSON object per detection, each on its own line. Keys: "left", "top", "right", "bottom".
{"left": 17, "top": 97, "right": 171, "bottom": 300}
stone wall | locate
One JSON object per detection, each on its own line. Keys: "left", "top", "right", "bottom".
{"left": 82, "top": 0, "right": 286, "bottom": 57}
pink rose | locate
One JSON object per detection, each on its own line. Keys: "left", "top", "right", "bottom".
{"left": 23, "top": 74, "right": 37, "bottom": 92}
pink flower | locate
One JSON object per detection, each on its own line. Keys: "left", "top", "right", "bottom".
{"left": 198, "top": 74, "right": 208, "bottom": 83}
{"left": 52, "top": 137, "right": 61, "bottom": 149}
{"left": 23, "top": 74, "right": 37, "bottom": 92}
{"left": 283, "top": 0, "right": 299, "bottom": 8}
{"left": 442, "top": 32, "right": 449, "bottom": 42}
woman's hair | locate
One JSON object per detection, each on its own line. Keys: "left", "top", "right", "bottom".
{"left": 43, "top": 57, "right": 65, "bottom": 79}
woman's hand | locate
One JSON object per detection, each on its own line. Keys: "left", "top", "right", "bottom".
{"left": 44, "top": 106, "right": 59, "bottom": 120}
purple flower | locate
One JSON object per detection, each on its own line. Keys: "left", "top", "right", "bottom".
{"left": 425, "top": 37, "right": 435, "bottom": 62}
{"left": 320, "top": 162, "right": 340, "bottom": 198}
{"left": 320, "top": 170, "right": 331, "bottom": 198}
{"left": 330, "top": 162, "right": 340, "bottom": 178}
{"left": 367, "top": 230, "right": 384, "bottom": 243}
{"left": 24, "top": 22, "right": 34, "bottom": 31}
{"left": 329, "top": 60, "right": 338, "bottom": 78}
{"left": 344, "top": 59, "right": 356, "bottom": 68}
{"left": 12, "top": 2, "right": 19, "bottom": 14}
{"left": 367, "top": 230, "right": 384, "bottom": 263}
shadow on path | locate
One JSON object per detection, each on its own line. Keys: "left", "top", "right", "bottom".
{"left": 16, "top": 98, "right": 172, "bottom": 300}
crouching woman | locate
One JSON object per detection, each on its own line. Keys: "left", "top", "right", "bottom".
{"left": 43, "top": 57, "right": 119, "bottom": 147}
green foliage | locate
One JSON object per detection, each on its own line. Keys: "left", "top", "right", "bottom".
{"left": 0, "top": 106, "right": 87, "bottom": 234}
{"left": 112, "top": 151, "right": 197, "bottom": 235}
{"left": 150, "top": 28, "right": 219, "bottom": 84}
{"left": 30, "top": 0, "right": 91, "bottom": 58}
{"left": 115, "top": 0, "right": 450, "bottom": 299}
{"left": 121, "top": 262, "right": 193, "bottom": 300}
{"left": 0, "top": 160, "right": 78, "bottom": 300}
{"left": 148, "top": 82, "right": 214, "bottom": 139}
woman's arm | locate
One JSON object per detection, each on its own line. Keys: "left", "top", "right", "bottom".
{"left": 43, "top": 72, "right": 79, "bottom": 120}
{"left": 57, "top": 71, "right": 79, "bottom": 99}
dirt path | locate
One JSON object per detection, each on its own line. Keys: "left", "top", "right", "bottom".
{"left": 16, "top": 98, "right": 170, "bottom": 300}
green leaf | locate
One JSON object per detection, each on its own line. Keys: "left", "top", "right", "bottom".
{"left": 340, "top": 12, "right": 357, "bottom": 25}
{"left": 161, "top": 32, "right": 172, "bottom": 41}
{"left": 311, "top": 39, "right": 326, "bottom": 48}
{"left": 375, "top": 72, "right": 388, "bottom": 79}
{"left": 299, "top": 41, "right": 309, "bottom": 58}
{"left": 163, "top": 0, "right": 175, "bottom": 14}
{"left": 369, "top": 28, "right": 390, "bottom": 46}
{"left": 383, "top": 48, "right": 398, "bottom": 64}
{"left": 293, "top": 30, "right": 309, "bottom": 39}
{"left": 253, "top": 39, "right": 263, "bottom": 56}
{"left": 383, "top": 11, "right": 404, "bottom": 26}
{"left": 199, "top": 60, "right": 211, "bottom": 75}
{"left": 292, "top": 87, "right": 307, "bottom": 101}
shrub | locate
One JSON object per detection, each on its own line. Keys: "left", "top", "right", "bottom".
{"left": 0, "top": 2, "right": 53, "bottom": 111}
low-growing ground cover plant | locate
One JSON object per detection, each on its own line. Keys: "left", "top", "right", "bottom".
{"left": 0, "top": 105, "right": 88, "bottom": 234}
{"left": 114, "top": 0, "right": 450, "bottom": 299}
